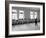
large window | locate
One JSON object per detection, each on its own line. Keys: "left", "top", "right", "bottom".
{"left": 19, "top": 10, "right": 24, "bottom": 19}
{"left": 30, "top": 11, "right": 37, "bottom": 19}
{"left": 12, "top": 10, "right": 18, "bottom": 20}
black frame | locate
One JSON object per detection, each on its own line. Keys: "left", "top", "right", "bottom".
{"left": 5, "top": 1, "right": 45, "bottom": 37}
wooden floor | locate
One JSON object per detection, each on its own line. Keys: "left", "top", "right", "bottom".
{"left": 12, "top": 23, "right": 40, "bottom": 31}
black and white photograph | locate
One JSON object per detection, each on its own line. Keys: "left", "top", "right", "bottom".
{"left": 12, "top": 5, "right": 40, "bottom": 31}
{"left": 5, "top": 1, "right": 45, "bottom": 37}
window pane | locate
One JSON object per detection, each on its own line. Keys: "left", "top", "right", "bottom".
{"left": 30, "top": 15, "right": 34, "bottom": 19}
{"left": 34, "top": 15, "right": 37, "bottom": 19}
{"left": 12, "top": 10, "right": 17, "bottom": 13}
{"left": 30, "top": 11, "right": 33, "bottom": 15}
{"left": 12, "top": 14, "right": 18, "bottom": 20}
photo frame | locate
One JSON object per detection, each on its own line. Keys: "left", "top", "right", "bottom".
{"left": 5, "top": 1, "right": 45, "bottom": 37}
